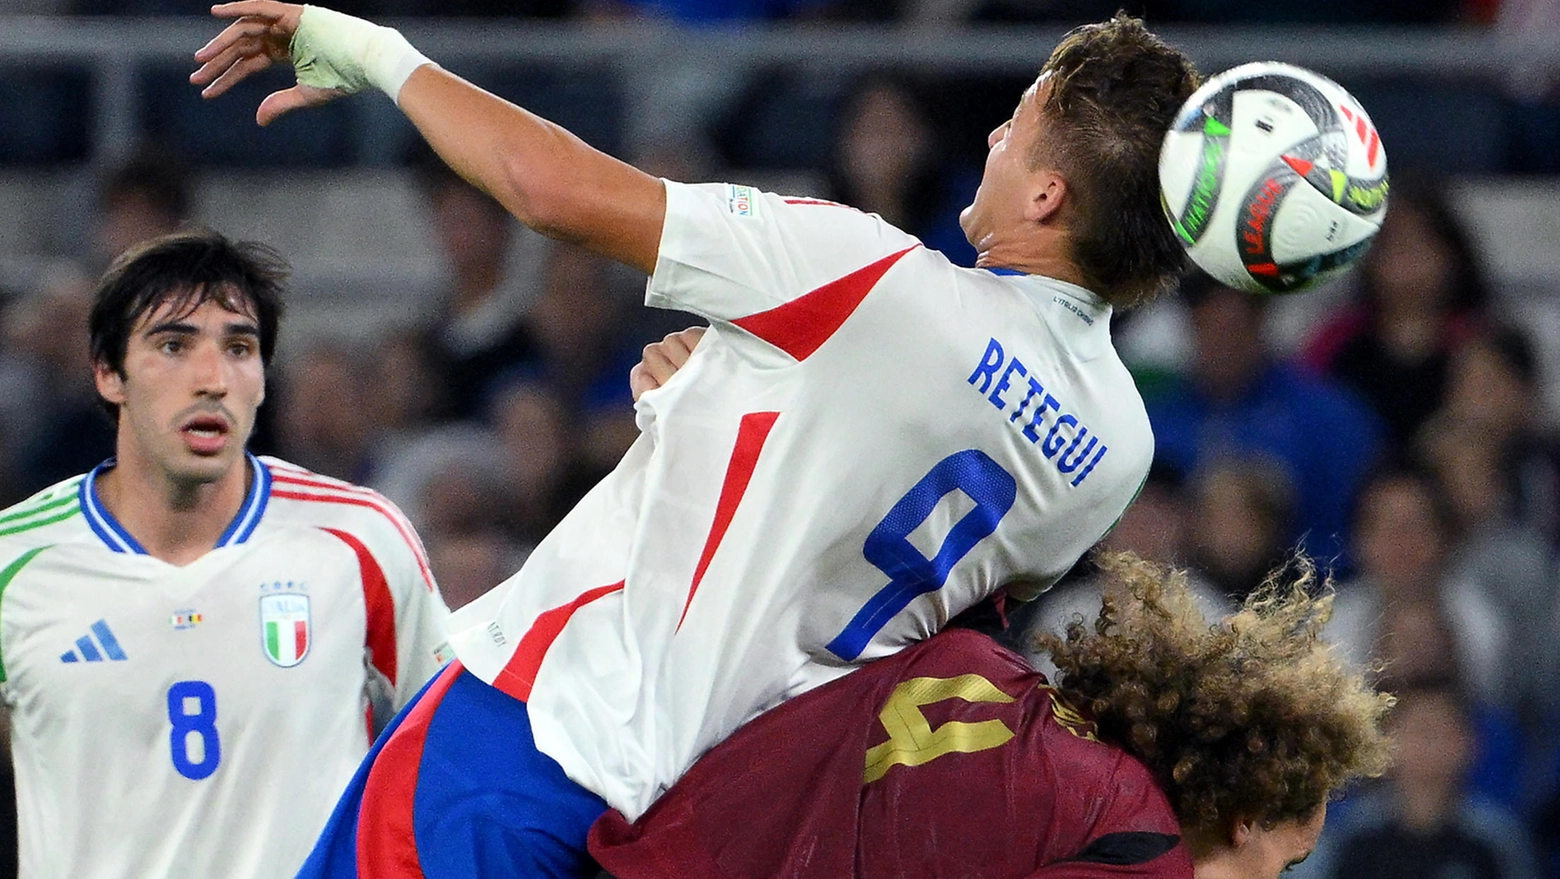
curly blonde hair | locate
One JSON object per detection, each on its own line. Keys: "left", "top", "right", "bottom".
{"left": 1037, "top": 552, "right": 1393, "bottom": 842}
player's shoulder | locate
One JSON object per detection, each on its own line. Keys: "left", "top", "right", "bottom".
{"left": 0, "top": 473, "right": 91, "bottom": 558}
{"left": 674, "top": 180, "right": 922, "bottom": 248}
{"left": 257, "top": 456, "right": 433, "bottom": 580}
{"left": 260, "top": 457, "right": 409, "bottom": 532}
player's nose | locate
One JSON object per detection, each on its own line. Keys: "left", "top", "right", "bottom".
{"left": 191, "top": 342, "right": 228, "bottom": 395}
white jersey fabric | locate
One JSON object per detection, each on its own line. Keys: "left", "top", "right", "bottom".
{"left": 0, "top": 454, "right": 450, "bottom": 879}
{"left": 447, "top": 182, "right": 1154, "bottom": 819}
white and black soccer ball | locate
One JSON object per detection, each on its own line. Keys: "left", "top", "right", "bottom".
{"left": 1159, "top": 61, "right": 1389, "bottom": 294}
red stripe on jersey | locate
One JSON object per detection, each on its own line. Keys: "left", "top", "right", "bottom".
{"left": 494, "top": 581, "right": 625, "bottom": 702}
{"left": 782, "top": 197, "right": 852, "bottom": 208}
{"left": 356, "top": 661, "right": 463, "bottom": 879}
{"left": 268, "top": 467, "right": 432, "bottom": 560}
{"left": 732, "top": 245, "right": 919, "bottom": 361}
{"left": 271, "top": 482, "right": 436, "bottom": 593}
{"left": 678, "top": 411, "right": 780, "bottom": 629}
{"left": 323, "top": 527, "right": 399, "bottom": 694}
{"left": 295, "top": 621, "right": 308, "bottom": 659}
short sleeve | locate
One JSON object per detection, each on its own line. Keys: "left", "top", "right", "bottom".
{"left": 646, "top": 181, "right": 923, "bottom": 323}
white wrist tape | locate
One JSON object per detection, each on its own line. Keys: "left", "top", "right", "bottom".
{"left": 291, "top": 5, "right": 433, "bottom": 103}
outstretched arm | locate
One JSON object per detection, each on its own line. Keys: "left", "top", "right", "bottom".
{"left": 191, "top": 2, "right": 666, "bottom": 274}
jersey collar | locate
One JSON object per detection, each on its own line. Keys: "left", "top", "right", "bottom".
{"left": 79, "top": 452, "right": 273, "bottom": 555}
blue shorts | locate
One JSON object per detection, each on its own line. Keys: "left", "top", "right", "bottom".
{"left": 297, "top": 661, "right": 609, "bottom": 879}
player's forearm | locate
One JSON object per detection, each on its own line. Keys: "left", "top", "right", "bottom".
{"left": 397, "top": 65, "right": 665, "bottom": 275}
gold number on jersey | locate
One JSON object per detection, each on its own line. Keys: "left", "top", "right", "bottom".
{"left": 863, "top": 674, "right": 1016, "bottom": 784}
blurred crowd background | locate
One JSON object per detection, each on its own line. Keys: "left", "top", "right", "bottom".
{"left": 1, "top": 0, "right": 1559, "bottom": 877}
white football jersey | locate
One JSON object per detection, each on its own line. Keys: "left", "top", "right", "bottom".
{"left": 0, "top": 454, "right": 450, "bottom": 879}
{"left": 447, "top": 182, "right": 1154, "bottom": 819}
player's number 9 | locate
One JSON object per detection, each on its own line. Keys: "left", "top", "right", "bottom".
{"left": 826, "top": 449, "right": 1016, "bottom": 661}
{"left": 167, "top": 680, "right": 222, "bottom": 780}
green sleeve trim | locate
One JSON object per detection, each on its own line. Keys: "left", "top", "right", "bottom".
{"left": 0, "top": 506, "right": 80, "bottom": 539}
{"left": 0, "top": 546, "right": 52, "bottom": 683}
{"left": 0, "top": 492, "right": 76, "bottom": 527}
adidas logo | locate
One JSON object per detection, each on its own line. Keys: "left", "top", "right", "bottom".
{"left": 59, "top": 620, "right": 127, "bottom": 664}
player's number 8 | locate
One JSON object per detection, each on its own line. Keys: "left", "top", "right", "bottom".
{"left": 167, "top": 680, "right": 222, "bottom": 780}
{"left": 826, "top": 449, "right": 1016, "bottom": 661}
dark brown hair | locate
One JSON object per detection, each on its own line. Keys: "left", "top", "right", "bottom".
{"left": 89, "top": 229, "right": 287, "bottom": 418}
{"left": 1039, "top": 552, "right": 1393, "bottom": 847}
{"left": 1034, "top": 14, "right": 1200, "bottom": 309}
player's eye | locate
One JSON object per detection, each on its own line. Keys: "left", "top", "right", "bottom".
{"left": 227, "top": 340, "right": 257, "bottom": 357}
{"left": 158, "top": 338, "right": 184, "bottom": 355}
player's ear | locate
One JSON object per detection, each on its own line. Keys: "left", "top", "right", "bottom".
{"left": 1026, "top": 171, "right": 1067, "bottom": 224}
{"left": 94, "top": 359, "right": 127, "bottom": 407}
{"left": 1229, "top": 816, "right": 1255, "bottom": 848}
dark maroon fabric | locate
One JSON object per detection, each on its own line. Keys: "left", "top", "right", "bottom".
{"left": 589, "top": 629, "right": 1193, "bottom": 879}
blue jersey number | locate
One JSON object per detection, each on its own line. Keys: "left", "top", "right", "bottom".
{"left": 826, "top": 449, "right": 1017, "bottom": 661}
{"left": 167, "top": 680, "right": 221, "bottom": 780}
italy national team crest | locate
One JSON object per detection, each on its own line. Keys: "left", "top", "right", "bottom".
{"left": 259, "top": 594, "right": 311, "bottom": 668}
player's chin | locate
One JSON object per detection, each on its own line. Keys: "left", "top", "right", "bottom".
{"left": 171, "top": 448, "right": 243, "bottom": 484}
{"left": 957, "top": 204, "right": 978, "bottom": 244}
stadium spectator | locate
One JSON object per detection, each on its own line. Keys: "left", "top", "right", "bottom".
{"left": 273, "top": 340, "right": 377, "bottom": 483}
{"left": 3, "top": 263, "right": 116, "bottom": 494}
{"left": 1301, "top": 175, "right": 1489, "bottom": 446}
{"left": 486, "top": 374, "right": 598, "bottom": 549}
{"left": 1304, "top": 676, "right": 1541, "bottom": 879}
{"left": 359, "top": 327, "right": 445, "bottom": 450}
{"left": 424, "top": 526, "right": 528, "bottom": 611}
{"left": 1185, "top": 455, "right": 1295, "bottom": 601}
{"left": 0, "top": 284, "right": 48, "bottom": 507}
{"left": 826, "top": 75, "right": 979, "bottom": 266}
{"left": 1147, "top": 273, "right": 1383, "bottom": 566}
{"left": 93, "top": 147, "right": 194, "bottom": 270}
{"left": 1419, "top": 324, "right": 1560, "bottom": 543}
{"left": 1326, "top": 468, "right": 1513, "bottom": 713}
{"left": 411, "top": 150, "right": 547, "bottom": 421}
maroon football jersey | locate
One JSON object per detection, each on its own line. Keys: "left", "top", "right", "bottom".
{"left": 589, "top": 628, "right": 1193, "bottom": 879}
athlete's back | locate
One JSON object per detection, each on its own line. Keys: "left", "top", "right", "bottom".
{"left": 448, "top": 183, "right": 1153, "bottom": 818}
{"left": 0, "top": 457, "right": 448, "bottom": 879}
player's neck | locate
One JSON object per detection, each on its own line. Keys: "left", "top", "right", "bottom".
{"left": 975, "top": 249, "right": 1088, "bottom": 290}
{"left": 95, "top": 452, "right": 252, "bottom": 566}
{"left": 974, "top": 224, "right": 1088, "bottom": 288}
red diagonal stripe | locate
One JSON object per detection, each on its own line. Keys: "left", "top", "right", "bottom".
{"left": 678, "top": 411, "right": 781, "bottom": 629}
{"left": 323, "top": 527, "right": 398, "bottom": 692}
{"left": 782, "top": 197, "right": 852, "bottom": 208}
{"left": 733, "top": 245, "right": 919, "bottom": 361}
{"left": 1367, "top": 130, "right": 1381, "bottom": 167}
{"left": 494, "top": 582, "right": 625, "bottom": 702}
{"left": 356, "top": 661, "right": 463, "bottom": 879}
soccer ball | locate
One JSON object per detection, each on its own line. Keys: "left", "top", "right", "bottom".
{"left": 1159, "top": 61, "right": 1388, "bottom": 294}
